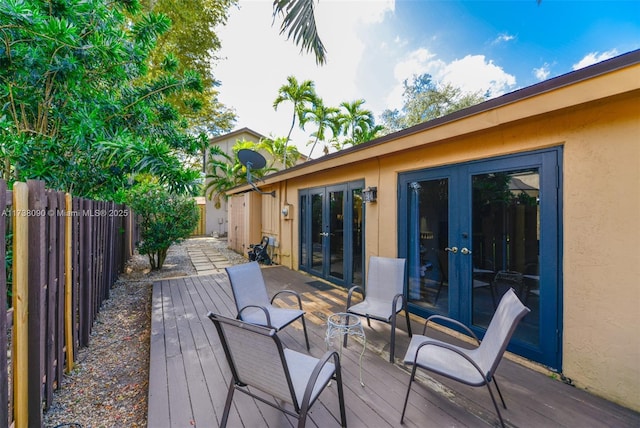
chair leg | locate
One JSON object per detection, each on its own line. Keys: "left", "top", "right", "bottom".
{"left": 434, "top": 279, "right": 443, "bottom": 303}
{"left": 335, "top": 363, "right": 347, "bottom": 427}
{"left": 389, "top": 312, "right": 397, "bottom": 362}
{"left": 220, "top": 379, "right": 235, "bottom": 428}
{"left": 489, "top": 284, "right": 498, "bottom": 309}
{"left": 297, "top": 407, "right": 309, "bottom": 428}
{"left": 486, "top": 382, "right": 506, "bottom": 428}
{"left": 405, "top": 309, "right": 412, "bottom": 337}
{"left": 300, "top": 316, "right": 311, "bottom": 351}
{"left": 492, "top": 376, "right": 507, "bottom": 409}
{"left": 400, "top": 365, "right": 418, "bottom": 424}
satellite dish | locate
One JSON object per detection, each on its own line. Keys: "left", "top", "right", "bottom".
{"left": 237, "top": 149, "right": 275, "bottom": 197}
{"left": 238, "top": 149, "right": 267, "bottom": 170}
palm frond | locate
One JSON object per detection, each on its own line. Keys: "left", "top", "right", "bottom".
{"left": 273, "top": 0, "right": 326, "bottom": 65}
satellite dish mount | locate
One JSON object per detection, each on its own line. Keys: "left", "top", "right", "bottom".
{"left": 237, "top": 149, "right": 276, "bottom": 198}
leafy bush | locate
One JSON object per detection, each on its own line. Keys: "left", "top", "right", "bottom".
{"left": 127, "top": 184, "right": 199, "bottom": 270}
{"left": 4, "top": 229, "right": 12, "bottom": 308}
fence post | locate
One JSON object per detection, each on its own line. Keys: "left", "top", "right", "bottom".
{"left": 65, "top": 193, "right": 74, "bottom": 373}
{"left": 12, "top": 182, "right": 29, "bottom": 428}
{"left": 27, "top": 180, "right": 45, "bottom": 428}
{"left": 0, "top": 180, "right": 8, "bottom": 427}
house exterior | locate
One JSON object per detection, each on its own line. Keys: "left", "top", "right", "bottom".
{"left": 226, "top": 50, "right": 640, "bottom": 411}
{"left": 204, "top": 127, "right": 266, "bottom": 236}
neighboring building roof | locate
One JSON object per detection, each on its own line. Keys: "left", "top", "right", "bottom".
{"left": 209, "top": 127, "right": 266, "bottom": 144}
{"left": 227, "top": 48, "right": 640, "bottom": 194}
{"left": 210, "top": 126, "right": 310, "bottom": 163}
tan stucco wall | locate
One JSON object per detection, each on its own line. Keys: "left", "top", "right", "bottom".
{"left": 265, "top": 89, "right": 640, "bottom": 411}
{"left": 561, "top": 93, "right": 640, "bottom": 409}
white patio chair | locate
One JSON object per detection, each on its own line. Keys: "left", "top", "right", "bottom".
{"left": 207, "top": 312, "right": 347, "bottom": 428}
{"left": 226, "top": 261, "right": 310, "bottom": 350}
{"left": 400, "top": 288, "right": 530, "bottom": 427}
{"left": 345, "top": 256, "right": 412, "bottom": 362}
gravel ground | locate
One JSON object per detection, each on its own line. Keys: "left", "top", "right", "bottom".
{"left": 43, "top": 237, "right": 243, "bottom": 428}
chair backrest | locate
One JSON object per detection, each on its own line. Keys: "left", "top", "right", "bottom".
{"left": 366, "top": 256, "right": 406, "bottom": 301}
{"left": 493, "top": 270, "right": 523, "bottom": 297}
{"left": 226, "top": 262, "right": 271, "bottom": 312}
{"left": 208, "top": 312, "right": 296, "bottom": 406}
{"left": 475, "top": 288, "right": 530, "bottom": 377}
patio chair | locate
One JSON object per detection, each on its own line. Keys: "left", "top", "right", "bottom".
{"left": 207, "top": 312, "right": 347, "bottom": 428}
{"left": 492, "top": 270, "right": 524, "bottom": 308}
{"left": 400, "top": 288, "right": 530, "bottom": 428}
{"left": 345, "top": 256, "right": 412, "bottom": 362}
{"left": 226, "top": 261, "right": 310, "bottom": 350}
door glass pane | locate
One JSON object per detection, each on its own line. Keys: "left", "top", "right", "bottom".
{"left": 407, "top": 179, "right": 449, "bottom": 315}
{"left": 352, "top": 189, "right": 363, "bottom": 286}
{"left": 311, "top": 193, "right": 323, "bottom": 271}
{"left": 329, "top": 190, "right": 344, "bottom": 280}
{"left": 300, "top": 194, "right": 308, "bottom": 267}
{"left": 472, "top": 169, "right": 540, "bottom": 346}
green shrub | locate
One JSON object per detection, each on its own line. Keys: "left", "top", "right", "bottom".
{"left": 127, "top": 184, "right": 199, "bottom": 270}
{"left": 4, "top": 230, "right": 11, "bottom": 308}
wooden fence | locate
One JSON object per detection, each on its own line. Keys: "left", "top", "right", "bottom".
{"left": 0, "top": 179, "right": 137, "bottom": 428}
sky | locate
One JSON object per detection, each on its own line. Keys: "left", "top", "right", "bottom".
{"left": 212, "top": 0, "right": 640, "bottom": 157}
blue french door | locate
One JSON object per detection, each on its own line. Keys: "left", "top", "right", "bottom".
{"left": 399, "top": 148, "right": 562, "bottom": 369}
{"left": 299, "top": 181, "right": 365, "bottom": 288}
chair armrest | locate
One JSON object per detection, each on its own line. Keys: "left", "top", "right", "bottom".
{"left": 301, "top": 350, "right": 340, "bottom": 409}
{"left": 238, "top": 305, "right": 272, "bottom": 327}
{"left": 271, "top": 289, "right": 304, "bottom": 311}
{"left": 346, "top": 285, "right": 365, "bottom": 311}
{"left": 392, "top": 293, "right": 406, "bottom": 313}
{"left": 410, "top": 340, "right": 488, "bottom": 382}
{"left": 423, "top": 314, "right": 480, "bottom": 344}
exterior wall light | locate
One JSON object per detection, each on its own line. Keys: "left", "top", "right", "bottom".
{"left": 362, "top": 186, "right": 377, "bottom": 203}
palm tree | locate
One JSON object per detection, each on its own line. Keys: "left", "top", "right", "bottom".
{"left": 273, "top": 76, "right": 317, "bottom": 166}
{"left": 338, "top": 99, "right": 376, "bottom": 147}
{"left": 205, "top": 145, "right": 242, "bottom": 209}
{"left": 259, "top": 136, "right": 301, "bottom": 169}
{"left": 272, "top": 0, "right": 327, "bottom": 65}
{"left": 356, "top": 123, "right": 385, "bottom": 143}
{"left": 301, "top": 99, "right": 340, "bottom": 159}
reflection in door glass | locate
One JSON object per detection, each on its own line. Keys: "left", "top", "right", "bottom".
{"left": 472, "top": 169, "right": 540, "bottom": 346}
{"left": 311, "top": 193, "right": 323, "bottom": 270}
{"left": 351, "top": 189, "right": 363, "bottom": 286}
{"left": 407, "top": 179, "right": 449, "bottom": 315}
{"left": 300, "top": 195, "right": 307, "bottom": 265}
{"left": 329, "top": 190, "right": 345, "bottom": 279}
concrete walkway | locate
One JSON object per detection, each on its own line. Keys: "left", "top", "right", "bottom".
{"left": 183, "top": 237, "right": 236, "bottom": 275}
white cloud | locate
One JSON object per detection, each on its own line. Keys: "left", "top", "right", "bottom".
{"left": 572, "top": 49, "right": 619, "bottom": 70}
{"left": 213, "top": 0, "right": 394, "bottom": 155}
{"left": 493, "top": 33, "right": 516, "bottom": 44}
{"left": 383, "top": 48, "right": 443, "bottom": 110}
{"left": 385, "top": 52, "right": 516, "bottom": 109}
{"left": 534, "top": 64, "right": 551, "bottom": 81}
{"left": 439, "top": 55, "right": 516, "bottom": 97}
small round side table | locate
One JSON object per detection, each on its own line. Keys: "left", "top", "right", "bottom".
{"left": 325, "top": 312, "right": 366, "bottom": 386}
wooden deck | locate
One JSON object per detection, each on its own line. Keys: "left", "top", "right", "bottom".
{"left": 147, "top": 266, "right": 640, "bottom": 427}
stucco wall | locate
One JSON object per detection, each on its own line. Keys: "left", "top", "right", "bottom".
{"left": 270, "top": 90, "right": 640, "bottom": 410}
{"left": 561, "top": 92, "right": 640, "bottom": 409}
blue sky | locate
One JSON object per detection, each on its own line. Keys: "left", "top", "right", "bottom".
{"left": 213, "top": 0, "right": 640, "bottom": 156}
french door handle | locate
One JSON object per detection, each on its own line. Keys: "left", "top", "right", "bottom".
{"left": 445, "top": 246, "right": 458, "bottom": 254}
{"left": 460, "top": 247, "right": 472, "bottom": 255}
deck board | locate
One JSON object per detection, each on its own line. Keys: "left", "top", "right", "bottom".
{"left": 147, "top": 266, "right": 640, "bottom": 427}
